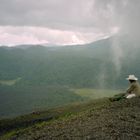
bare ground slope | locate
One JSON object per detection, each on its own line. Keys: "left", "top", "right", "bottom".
{"left": 2, "top": 97, "right": 140, "bottom": 140}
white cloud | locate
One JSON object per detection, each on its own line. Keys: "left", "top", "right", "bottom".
{"left": 0, "top": 0, "right": 139, "bottom": 46}
{"left": 0, "top": 26, "right": 114, "bottom": 46}
{"left": 110, "top": 26, "right": 120, "bottom": 34}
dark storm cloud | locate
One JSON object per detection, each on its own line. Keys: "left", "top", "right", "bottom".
{"left": 0, "top": 0, "right": 140, "bottom": 46}
{"left": 0, "top": 0, "right": 140, "bottom": 32}
{"left": 0, "top": 0, "right": 96, "bottom": 30}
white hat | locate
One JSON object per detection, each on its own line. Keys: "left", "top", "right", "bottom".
{"left": 126, "top": 75, "right": 138, "bottom": 81}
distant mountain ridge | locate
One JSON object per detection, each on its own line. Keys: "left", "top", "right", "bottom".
{"left": 0, "top": 36, "right": 140, "bottom": 118}
{"left": 0, "top": 37, "right": 110, "bottom": 48}
{"left": 0, "top": 36, "right": 139, "bottom": 88}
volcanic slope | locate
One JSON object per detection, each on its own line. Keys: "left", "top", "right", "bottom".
{"left": 1, "top": 97, "right": 140, "bottom": 140}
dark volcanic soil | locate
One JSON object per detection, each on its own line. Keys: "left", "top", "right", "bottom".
{"left": 8, "top": 97, "right": 140, "bottom": 140}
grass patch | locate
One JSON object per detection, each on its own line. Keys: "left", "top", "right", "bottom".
{"left": 0, "top": 78, "right": 21, "bottom": 86}
{"left": 73, "top": 88, "right": 121, "bottom": 99}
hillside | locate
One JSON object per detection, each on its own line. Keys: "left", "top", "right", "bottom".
{"left": 0, "top": 37, "right": 140, "bottom": 118}
{"left": 0, "top": 97, "right": 140, "bottom": 140}
{"left": 0, "top": 37, "right": 140, "bottom": 88}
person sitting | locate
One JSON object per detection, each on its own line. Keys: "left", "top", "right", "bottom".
{"left": 125, "top": 75, "right": 140, "bottom": 98}
{"left": 109, "top": 74, "right": 140, "bottom": 101}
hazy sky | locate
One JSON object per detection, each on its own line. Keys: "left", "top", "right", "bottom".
{"left": 0, "top": 0, "right": 139, "bottom": 46}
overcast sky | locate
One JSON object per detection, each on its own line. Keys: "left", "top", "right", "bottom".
{"left": 0, "top": 0, "right": 139, "bottom": 46}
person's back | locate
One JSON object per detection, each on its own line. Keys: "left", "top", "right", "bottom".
{"left": 110, "top": 75, "right": 140, "bottom": 101}
{"left": 127, "top": 81, "right": 140, "bottom": 96}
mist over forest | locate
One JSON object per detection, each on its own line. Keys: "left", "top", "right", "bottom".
{"left": 1, "top": 0, "right": 140, "bottom": 119}
{"left": 0, "top": 36, "right": 140, "bottom": 118}
{"left": 1, "top": 34, "right": 140, "bottom": 87}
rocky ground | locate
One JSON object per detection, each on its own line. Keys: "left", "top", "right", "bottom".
{"left": 2, "top": 97, "right": 140, "bottom": 140}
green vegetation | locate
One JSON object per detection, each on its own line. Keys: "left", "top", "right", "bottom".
{"left": 0, "top": 85, "right": 85, "bottom": 118}
{"left": 0, "top": 38, "right": 140, "bottom": 139}
{"left": 73, "top": 88, "right": 121, "bottom": 99}
{"left": 0, "top": 85, "right": 118, "bottom": 118}
{"left": 0, "top": 40, "right": 120, "bottom": 88}
{"left": 0, "top": 37, "right": 140, "bottom": 118}
{"left": 0, "top": 78, "right": 21, "bottom": 86}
